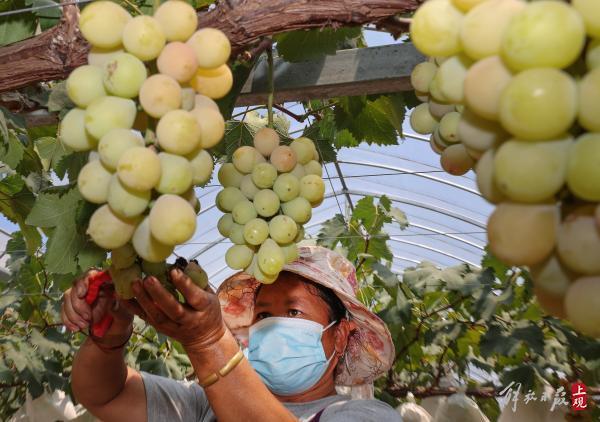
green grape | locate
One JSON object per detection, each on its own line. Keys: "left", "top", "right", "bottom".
{"left": 304, "top": 161, "right": 323, "bottom": 177}
{"left": 258, "top": 238, "right": 285, "bottom": 276}
{"left": 487, "top": 203, "right": 558, "bottom": 267}
{"left": 494, "top": 137, "right": 572, "bottom": 203}
{"left": 415, "top": 90, "right": 429, "bottom": 102}
{"left": 410, "top": 103, "right": 439, "bottom": 135}
{"left": 451, "top": 0, "right": 485, "bottom": 13}
{"left": 181, "top": 188, "right": 201, "bottom": 214}
{"left": 270, "top": 146, "right": 297, "bottom": 173}
{"left": 229, "top": 223, "right": 246, "bottom": 245}
{"left": 567, "top": 133, "right": 600, "bottom": 201}
{"left": 410, "top": 0, "right": 464, "bottom": 57}
{"left": 530, "top": 254, "right": 575, "bottom": 298}
{"left": 430, "top": 137, "right": 443, "bottom": 155}
{"left": 460, "top": 0, "right": 525, "bottom": 61}
{"left": 586, "top": 39, "right": 600, "bottom": 70}
{"left": 440, "top": 144, "right": 474, "bottom": 176}
{"left": 108, "top": 175, "right": 151, "bottom": 218}
{"left": 149, "top": 195, "right": 197, "bottom": 246}
{"left": 218, "top": 163, "right": 243, "bottom": 188}
{"left": 184, "top": 261, "right": 209, "bottom": 289}
{"left": 273, "top": 173, "right": 300, "bottom": 202}
{"left": 254, "top": 127, "right": 280, "bottom": 157}
{"left": 290, "top": 163, "right": 307, "bottom": 179}
{"left": 111, "top": 244, "right": 138, "bottom": 271}
{"left": 232, "top": 199, "right": 258, "bottom": 225}
{"left": 217, "top": 214, "right": 234, "bottom": 237}
{"left": 154, "top": 0, "right": 198, "bottom": 42}
{"left": 77, "top": 160, "right": 112, "bottom": 204}
{"left": 216, "top": 187, "right": 246, "bottom": 212}
{"left": 186, "top": 28, "right": 231, "bottom": 69}
{"left": 59, "top": 108, "right": 97, "bottom": 152}
{"left": 281, "top": 242, "right": 299, "bottom": 264}
{"left": 565, "top": 276, "right": 600, "bottom": 338}
{"left": 157, "top": 110, "right": 201, "bottom": 155}
{"left": 117, "top": 147, "right": 161, "bottom": 191}
{"left": 499, "top": 68, "right": 577, "bottom": 141}
{"left": 240, "top": 174, "right": 260, "bottom": 200}
{"left": 428, "top": 100, "right": 455, "bottom": 120}
{"left": 501, "top": 1, "right": 585, "bottom": 70}
{"left": 66, "top": 65, "right": 106, "bottom": 108}
{"left": 157, "top": 43, "right": 198, "bottom": 84}
{"left": 156, "top": 153, "right": 193, "bottom": 195}
{"left": 87, "top": 47, "right": 124, "bottom": 68}
{"left": 410, "top": 61, "right": 438, "bottom": 93}
{"left": 98, "top": 128, "right": 144, "bottom": 171}
{"left": 295, "top": 225, "right": 305, "bottom": 242}
{"left": 109, "top": 263, "right": 141, "bottom": 299}
{"left": 189, "top": 65, "right": 233, "bottom": 100}
{"left": 269, "top": 215, "right": 298, "bottom": 245}
{"left": 87, "top": 204, "right": 139, "bottom": 250}
{"left": 253, "top": 189, "right": 280, "bottom": 218}
{"left": 85, "top": 96, "right": 137, "bottom": 140}
{"left": 290, "top": 138, "right": 314, "bottom": 165}
{"left": 299, "top": 175, "right": 325, "bottom": 203}
{"left": 243, "top": 218, "right": 269, "bottom": 245}
{"left": 436, "top": 54, "right": 473, "bottom": 104}
{"left": 250, "top": 255, "right": 277, "bottom": 284}
{"left": 78, "top": 1, "right": 131, "bottom": 48}
{"left": 186, "top": 148, "right": 214, "bottom": 186}
{"left": 132, "top": 217, "right": 173, "bottom": 263}
{"left": 458, "top": 109, "right": 507, "bottom": 152}
{"left": 233, "top": 146, "right": 265, "bottom": 174}
{"left": 122, "top": 15, "right": 166, "bottom": 61}
{"left": 103, "top": 53, "right": 147, "bottom": 99}
{"left": 141, "top": 260, "right": 167, "bottom": 277}
{"left": 226, "top": 244, "right": 255, "bottom": 270}
{"left": 464, "top": 55, "right": 512, "bottom": 121}
{"left": 282, "top": 197, "right": 312, "bottom": 224}
{"left": 475, "top": 150, "right": 505, "bottom": 204}
{"left": 573, "top": 0, "right": 600, "bottom": 38}
{"left": 578, "top": 68, "right": 600, "bottom": 132}
{"left": 252, "top": 162, "right": 278, "bottom": 189}
{"left": 294, "top": 137, "right": 317, "bottom": 160}
{"left": 432, "top": 129, "right": 449, "bottom": 152}
{"left": 438, "top": 112, "right": 461, "bottom": 144}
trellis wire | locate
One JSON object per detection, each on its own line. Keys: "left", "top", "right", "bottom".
{"left": 0, "top": 0, "right": 94, "bottom": 17}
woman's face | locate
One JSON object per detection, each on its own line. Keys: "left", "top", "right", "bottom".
{"left": 252, "top": 272, "right": 337, "bottom": 358}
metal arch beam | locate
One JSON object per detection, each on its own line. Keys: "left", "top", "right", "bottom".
{"left": 335, "top": 159, "right": 480, "bottom": 196}
{"left": 389, "top": 237, "right": 480, "bottom": 268}
{"left": 400, "top": 222, "right": 485, "bottom": 251}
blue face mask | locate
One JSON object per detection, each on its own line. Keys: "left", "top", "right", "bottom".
{"left": 246, "top": 317, "right": 337, "bottom": 396}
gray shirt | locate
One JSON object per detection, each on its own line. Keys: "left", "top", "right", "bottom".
{"left": 141, "top": 372, "right": 401, "bottom": 421}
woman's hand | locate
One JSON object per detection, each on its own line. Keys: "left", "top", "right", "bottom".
{"left": 123, "top": 268, "right": 226, "bottom": 352}
{"left": 61, "top": 269, "right": 134, "bottom": 348}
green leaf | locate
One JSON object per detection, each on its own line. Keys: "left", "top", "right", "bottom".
{"left": 77, "top": 240, "right": 106, "bottom": 271}
{"left": 316, "top": 214, "right": 347, "bottom": 249}
{"left": 275, "top": 27, "right": 362, "bottom": 62}
{"left": 0, "top": 2, "right": 36, "bottom": 46}
{"left": 378, "top": 94, "right": 406, "bottom": 135}
{"left": 388, "top": 207, "right": 409, "bottom": 229}
{"left": 35, "top": 137, "right": 69, "bottom": 171}
{"left": 54, "top": 151, "right": 88, "bottom": 181}
{"left": 25, "top": 0, "right": 60, "bottom": 30}
{"left": 352, "top": 196, "right": 376, "bottom": 229}
{"left": 45, "top": 220, "right": 81, "bottom": 274}
{"left": 354, "top": 97, "right": 399, "bottom": 145}
{"left": 46, "top": 82, "right": 74, "bottom": 113}
{"left": 26, "top": 188, "right": 82, "bottom": 228}
{"left": 371, "top": 262, "right": 398, "bottom": 287}
{"left": 0, "top": 131, "right": 25, "bottom": 169}
{"left": 29, "top": 329, "right": 70, "bottom": 356}
{"left": 213, "top": 119, "right": 257, "bottom": 161}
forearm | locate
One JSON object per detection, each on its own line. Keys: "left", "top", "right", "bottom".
{"left": 71, "top": 338, "right": 129, "bottom": 408}
{"left": 186, "top": 329, "right": 297, "bottom": 422}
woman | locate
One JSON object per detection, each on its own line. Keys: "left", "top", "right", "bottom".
{"left": 63, "top": 246, "right": 401, "bottom": 421}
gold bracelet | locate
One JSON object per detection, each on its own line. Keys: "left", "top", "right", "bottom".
{"left": 199, "top": 349, "right": 244, "bottom": 388}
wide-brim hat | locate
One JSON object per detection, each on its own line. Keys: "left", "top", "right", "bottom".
{"left": 217, "top": 245, "right": 395, "bottom": 386}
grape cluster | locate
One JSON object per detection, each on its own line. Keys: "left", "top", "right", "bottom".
{"left": 216, "top": 129, "right": 325, "bottom": 283}
{"left": 63, "top": 1, "right": 232, "bottom": 294}
{"left": 409, "top": 0, "right": 600, "bottom": 337}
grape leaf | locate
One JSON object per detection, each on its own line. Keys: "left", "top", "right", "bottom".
{"left": 275, "top": 27, "right": 362, "bottom": 62}
{"left": 35, "top": 137, "right": 69, "bottom": 171}
{"left": 316, "top": 214, "right": 347, "bottom": 249}
{"left": 0, "top": 1, "right": 36, "bottom": 46}
{"left": 45, "top": 220, "right": 81, "bottom": 274}
{"left": 354, "top": 97, "right": 399, "bottom": 145}
{"left": 29, "top": 329, "right": 70, "bottom": 357}
{"left": 26, "top": 188, "right": 82, "bottom": 228}
{"left": 46, "top": 82, "right": 74, "bottom": 113}
{"left": 24, "top": 0, "right": 60, "bottom": 30}
{"left": 0, "top": 131, "right": 25, "bottom": 169}
{"left": 77, "top": 240, "right": 106, "bottom": 271}
{"left": 53, "top": 151, "right": 88, "bottom": 181}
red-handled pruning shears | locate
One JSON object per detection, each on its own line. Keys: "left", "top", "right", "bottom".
{"left": 84, "top": 270, "right": 114, "bottom": 338}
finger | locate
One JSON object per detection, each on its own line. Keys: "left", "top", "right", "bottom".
{"left": 133, "top": 280, "right": 170, "bottom": 326}
{"left": 63, "top": 291, "right": 88, "bottom": 329}
{"left": 142, "top": 276, "right": 187, "bottom": 323}
{"left": 61, "top": 303, "right": 80, "bottom": 332}
{"left": 170, "top": 268, "right": 213, "bottom": 310}
{"left": 91, "top": 294, "right": 113, "bottom": 323}
{"left": 75, "top": 269, "right": 101, "bottom": 299}
{"left": 71, "top": 294, "right": 92, "bottom": 321}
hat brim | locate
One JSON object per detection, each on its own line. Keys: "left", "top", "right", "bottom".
{"left": 217, "top": 246, "right": 395, "bottom": 386}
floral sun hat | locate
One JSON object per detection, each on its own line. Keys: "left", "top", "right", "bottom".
{"left": 217, "top": 245, "right": 396, "bottom": 386}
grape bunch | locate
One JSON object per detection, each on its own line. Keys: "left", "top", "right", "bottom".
{"left": 61, "top": 0, "right": 232, "bottom": 295}
{"left": 409, "top": 0, "right": 600, "bottom": 337}
{"left": 216, "top": 129, "right": 325, "bottom": 283}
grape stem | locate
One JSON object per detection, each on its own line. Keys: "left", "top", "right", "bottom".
{"left": 266, "top": 43, "right": 274, "bottom": 128}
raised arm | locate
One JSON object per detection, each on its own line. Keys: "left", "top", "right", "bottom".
{"left": 63, "top": 271, "right": 147, "bottom": 422}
